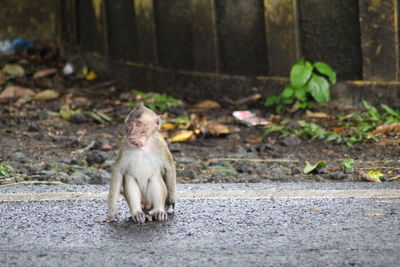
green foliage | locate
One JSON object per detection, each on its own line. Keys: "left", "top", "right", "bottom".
{"left": 265, "top": 59, "right": 336, "bottom": 112}
{"left": 303, "top": 161, "right": 327, "bottom": 174}
{"left": 342, "top": 159, "right": 355, "bottom": 173}
{"left": 265, "top": 102, "right": 400, "bottom": 146}
{"left": 130, "top": 90, "right": 182, "bottom": 112}
{"left": 0, "top": 164, "right": 14, "bottom": 177}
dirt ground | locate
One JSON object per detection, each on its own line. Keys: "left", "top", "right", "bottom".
{"left": 0, "top": 49, "right": 399, "bottom": 185}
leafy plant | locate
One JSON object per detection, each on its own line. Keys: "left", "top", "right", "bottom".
{"left": 265, "top": 59, "right": 336, "bottom": 112}
{"left": 265, "top": 102, "right": 400, "bottom": 146}
{"left": 303, "top": 161, "right": 327, "bottom": 174}
{"left": 342, "top": 159, "right": 355, "bottom": 172}
{"left": 0, "top": 164, "right": 14, "bottom": 177}
{"left": 130, "top": 90, "right": 182, "bottom": 112}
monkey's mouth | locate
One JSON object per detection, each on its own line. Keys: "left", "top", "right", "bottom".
{"left": 127, "top": 137, "right": 146, "bottom": 147}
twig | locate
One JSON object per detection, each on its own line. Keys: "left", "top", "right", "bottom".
{"left": 0, "top": 181, "right": 66, "bottom": 187}
{"left": 388, "top": 175, "right": 400, "bottom": 181}
{"left": 70, "top": 140, "right": 95, "bottom": 157}
{"left": 224, "top": 93, "right": 262, "bottom": 106}
{"left": 208, "top": 158, "right": 299, "bottom": 163}
{"left": 83, "top": 80, "right": 114, "bottom": 91}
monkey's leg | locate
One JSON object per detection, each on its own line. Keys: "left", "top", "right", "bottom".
{"left": 124, "top": 176, "right": 146, "bottom": 224}
{"left": 146, "top": 177, "right": 168, "bottom": 222}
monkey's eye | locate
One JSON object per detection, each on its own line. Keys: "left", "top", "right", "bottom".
{"left": 135, "top": 121, "right": 143, "bottom": 127}
{"left": 127, "top": 121, "right": 134, "bottom": 129}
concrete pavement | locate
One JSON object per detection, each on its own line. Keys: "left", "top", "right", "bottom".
{"left": 0, "top": 183, "right": 399, "bottom": 266}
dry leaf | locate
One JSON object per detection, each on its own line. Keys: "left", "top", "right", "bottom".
{"left": 306, "top": 111, "right": 329, "bottom": 118}
{"left": 33, "top": 89, "right": 60, "bottom": 101}
{"left": 193, "top": 100, "right": 220, "bottom": 110}
{"left": 162, "top": 122, "right": 176, "bottom": 130}
{"left": 0, "top": 86, "right": 35, "bottom": 99}
{"left": 206, "top": 121, "right": 230, "bottom": 136}
{"left": 247, "top": 136, "right": 263, "bottom": 143}
{"left": 3, "top": 64, "right": 25, "bottom": 77}
{"left": 359, "top": 171, "right": 383, "bottom": 183}
{"left": 310, "top": 207, "right": 320, "bottom": 212}
{"left": 33, "top": 68, "right": 58, "bottom": 79}
{"left": 372, "top": 123, "right": 400, "bottom": 136}
{"left": 169, "top": 130, "right": 194, "bottom": 142}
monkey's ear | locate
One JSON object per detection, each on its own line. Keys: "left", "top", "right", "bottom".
{"left": 136, "top": 102, "right": 145, "bottom": 109}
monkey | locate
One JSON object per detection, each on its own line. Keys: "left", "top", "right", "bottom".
{"left": 106, "top": 102, "right": 176, "bottom": 223}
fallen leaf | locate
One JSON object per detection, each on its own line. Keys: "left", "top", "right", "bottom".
{"left": 333, "top": 126, "right": 345, "bottom": 134}
{"left": 193, "top": 100, "right": 220, "bottom": 110}
{"left": 247, "top": 136, "right": 263, "bottom": 143}
{"left": 366, "top": 213, "right": 383, "bottom": 216}
{"left": 33, "top": 68, "right": 58, "bottom": 79}
{"left": 372, "top": 123, "right": 400, "bottom": 136}
{"left": 162, "top": 122, "right": 176, "bottom": 130}
{"left": 169, "top": 130, "right": 194, "bottom": 142}
{"left": 310, "top": 207, "right": 320, "bottom": 212}
{"left": 0, "top": 86, "right": 35, "bottom": 99}
{"left": 33, "top": 89, "right": 60, "bottom": 101}
{"left": 86, "top": 111, "right": 112, "bottom": 123}
{"left": 85, "top": 70, "right": 97, "bottom": 80}
{"left": 359, "top": 170, "right": 383, "bottom": 183}
{"left": 3, "top": 64, "right": 25, "bottom": 77}
{"left": 206, "top": 121, "right": 230, "bottom": 136}
{"left": 306, "top": 111, "right": 329, "bottom": 118}
{"left": 60, "top": 109, "right": 81, "bottom": 120}
{"left": 303, "top": 161, "right": 327, "bottom": 174}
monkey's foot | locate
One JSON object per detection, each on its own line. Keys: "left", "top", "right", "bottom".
{"left": 151, "top": 211, "right": 168, "bottom": 222}
{"left": 132, "top": 212, "right": 146, "bottom": 224}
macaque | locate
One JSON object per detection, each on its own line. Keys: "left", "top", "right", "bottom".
{"left": 106, "top": 102, "right": 176, "bottom": 223}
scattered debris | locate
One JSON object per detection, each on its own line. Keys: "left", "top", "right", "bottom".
{"left": 233, "top": 111, "right": 271, "bottom": 127}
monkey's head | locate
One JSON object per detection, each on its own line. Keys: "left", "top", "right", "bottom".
{"left": 124, "top": 102, "right": 160, "bottom": 147}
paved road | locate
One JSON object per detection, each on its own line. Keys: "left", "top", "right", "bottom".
{"left": 0, "top": 183, "right": 399, "bottom": 266}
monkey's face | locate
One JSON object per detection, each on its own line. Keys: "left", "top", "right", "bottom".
{"left": 125, "top": 113, "right": 159, "bottom": 147}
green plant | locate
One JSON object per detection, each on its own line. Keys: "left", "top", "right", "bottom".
{"left": 130, "top": 90, "right": 182, "bottom": 112}
{"left": 0, "top": 164, "right": 14, "bottom": 177}
{"left": 342, "top": 159, "right": 355, "bottom": 172}
{"left": 265, "top": 59, "right": 336, "bottom": 112}
{"left": 303, "top": 161, "right": 327, "bottom": 174}
{"left": 265, "top": 102, "right": 399, "bottom": 146}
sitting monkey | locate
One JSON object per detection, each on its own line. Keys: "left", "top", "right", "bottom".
{"left": 106, "top": 102, "right": 176, "bottom": 223}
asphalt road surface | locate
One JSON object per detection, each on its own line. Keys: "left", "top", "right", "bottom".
{"left": 0, "top": 183, "right": 399, "bottom": 266}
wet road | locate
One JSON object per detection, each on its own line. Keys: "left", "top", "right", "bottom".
{"left": 0, "top": 183, "right": 399, "bottom": 266}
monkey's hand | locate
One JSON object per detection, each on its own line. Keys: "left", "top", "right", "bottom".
{"left": 132, "top": 211, "right": 146, "bottom": 224}
{"left": 150, "top": 210, "right": 168, "bottom": 222}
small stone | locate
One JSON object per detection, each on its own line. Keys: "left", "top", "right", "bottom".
{"left": 89, "top": 169, "right": 111, "bottom": 184}
{"left": 67, "top": 172, "right": 91, "bottom": 184}
{"left": 10, "top": 152, "right": 27, "bottom": 163}
{"left": 86, "top": 151, "right": 108, "bottom": 165}
{"left": 28, "top": 122, "right": 40, "bottom": 132}
{"left": 279, "top": 136, "right": 301, "bottom": 147}
{"left": 70, "top": 113, "right": 89, "bottom": 124}
{"left": 270, "top": 167, "right": 289, "bottom": 176}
